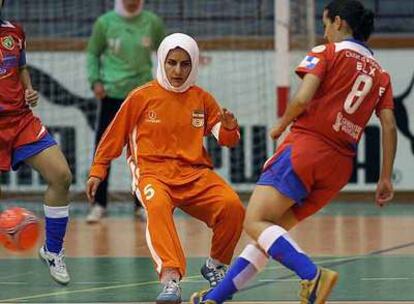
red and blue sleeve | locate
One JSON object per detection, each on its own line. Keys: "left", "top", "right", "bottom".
{"left": 295, "top": 44, "right": 331, "bottom": 81}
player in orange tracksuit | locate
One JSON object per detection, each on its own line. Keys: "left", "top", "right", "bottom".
{"left": 86, "top": 33, "right": 245, "bottom": 304}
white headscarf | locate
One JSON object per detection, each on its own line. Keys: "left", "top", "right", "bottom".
{"left": 156, "top": 33, "right": 199, "bottom": 93}
{"left": 114, "top": 0, "right": 144, "bottom": 19}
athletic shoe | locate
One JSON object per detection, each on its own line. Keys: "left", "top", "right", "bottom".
{"left": 190, "top": 289, "right": 217, "bottom": 304}
{"left": 201, "top": 263, "right": 227, "bottom": 288}
{"left": 155, "top": 279, "right": 182, "bottom": 304}
{"left": 299, "top": 267, "right": 338, "bottom": 304}
{"left": 39, "top": 245, "right": 70, "bottom": 285}
{"left": 86, "top": 204, "right": 106, "bottom": 224}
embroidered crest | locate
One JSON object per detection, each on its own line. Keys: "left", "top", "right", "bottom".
{"left": 1, "top": 36, "right": 14, "bottom": 50}
{"left": 192, "top": 110, "right": 204, "bottom": 128}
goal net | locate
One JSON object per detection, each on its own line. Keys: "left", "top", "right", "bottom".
{"left": 1, "top": 0, "right": 317, "bottom": 195}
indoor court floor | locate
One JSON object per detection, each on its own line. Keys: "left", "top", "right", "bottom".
{"left": 0, "top": 200, "right": 413, "bottom": 303}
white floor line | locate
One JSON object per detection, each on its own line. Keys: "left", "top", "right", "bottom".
{"left": 361, "top": 277, "right": 412, "bottom": 280}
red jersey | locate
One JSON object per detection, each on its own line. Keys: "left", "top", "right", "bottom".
{"left": 294, "top": 39, "right": 394, "bottom": 156}
{"left": 0, "top": 21, "right": 27, "bottom": 115}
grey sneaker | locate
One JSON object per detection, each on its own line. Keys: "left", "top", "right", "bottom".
{"left": 86, "top": 204, "right": 106, "bottom": 224}
{"left": 39, "top": 245, "right": 70, "bottom": 285}
{"left": 156, "top": 279, "right": 182, "bottom": 304}
{"left": 201, "top": 263, "right": 227, "bottom": 288}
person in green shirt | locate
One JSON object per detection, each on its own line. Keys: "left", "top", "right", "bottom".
{"left": 86, "top": 0, "right": 165, "bottom": 223}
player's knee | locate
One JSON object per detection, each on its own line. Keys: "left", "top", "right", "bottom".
{"left": 62, "top": 169, "right": 73, "bottom": 189}
{"left": 243, "top": 212, "right": 270, "bottom": 240}
{"left": 51, "top": 166, "right": 72, "bottom": 190}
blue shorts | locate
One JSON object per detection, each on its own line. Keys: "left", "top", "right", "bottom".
{"left": 257, "top": 146, "right": 308, "bottom": 205}
{"left": 11, "top": 132, "right": 57, "bottom": 170}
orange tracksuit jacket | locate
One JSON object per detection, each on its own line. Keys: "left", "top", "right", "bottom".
{"left": 90, "top": 80, "right": 239, "bottom": 185}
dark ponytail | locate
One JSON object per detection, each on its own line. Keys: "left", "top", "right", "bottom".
{"left": 325, "top": 0, "right": 375, "bottom": 42}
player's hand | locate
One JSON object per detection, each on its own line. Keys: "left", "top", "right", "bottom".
{"left": 93, "top": 82, "right": 106, "bottom": 100}
{"left": 375, "top": 178, "right": 394, "bottom": 207}
{"left": 219, "top": 108, "right": 238, "bottom": 130}
{"left": 25, "top": 88, "right": 39, "bottom": 107}
{"left": 269, "top": 122, "right": 286, "bottom": 140}
{"left": 86, "top": 177, "right": 102, "bottom": 203}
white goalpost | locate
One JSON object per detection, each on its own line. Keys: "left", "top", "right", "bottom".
{"left": 275, "top": 0, "right": 290, "bottom": 118}
{"left": 275, "top": 0, "right": 316, "bottom": 118}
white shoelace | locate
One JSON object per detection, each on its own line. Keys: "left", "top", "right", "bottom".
{"left": 214, "top": 265, "right": 227, "bottom": 281}
{"left": 206, "top": 265, "right": 227, "bottom": 284}
{"left": 51, "top": 250, "right": 67, "bottom": 273}
{"left": 163, "top": 280, "right": 180, "bottom": 295}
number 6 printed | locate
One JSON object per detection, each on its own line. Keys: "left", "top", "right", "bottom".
{"left": 144, "top": 184, "right": 155, "bottom": 200}
{"left": 344, "top": 74, "right": 373, "bottom": 114}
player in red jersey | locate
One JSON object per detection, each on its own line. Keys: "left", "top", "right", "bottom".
{"left": 191, "top": 1, "right": 397, "bottom": 303}
{"left": 0, "top": 0, "right": 71, "bottom": 285}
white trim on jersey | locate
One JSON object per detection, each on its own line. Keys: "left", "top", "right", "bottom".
{"left": 131, "top": 127, "right": 139, "bottom": 170}
{"left": 211, "top": 121, "right": 221, "bottom": 141}
{"left": 127, "top": 127, "right": 139, "bottom": 193}
{"left": 36, "top": 126, "right": 46, "bottom": 139}
{"left": 128, "top": 156, "right": 138, "bottom": 193}
{"left": 0, "top": 21, "right": 15, "bottom": 28}
{"left": 334, "top": 41, "right": 374, "bottom": 59}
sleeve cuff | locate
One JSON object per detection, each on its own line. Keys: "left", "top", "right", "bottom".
{"left": 219, "top": 126, "right": 240, "bottom": 147}
{"left": 295, "top": 68, "right": 324, "bottom": 80}
{"left": 375, "top": 105, "right": 394, "bottom": 116}
{"left": 89, "top": 165, "right": 107, "bottom": 180}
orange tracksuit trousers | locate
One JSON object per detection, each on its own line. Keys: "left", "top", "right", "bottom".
{"left": 136, "top": 168, "right": 245, "bottom": 278}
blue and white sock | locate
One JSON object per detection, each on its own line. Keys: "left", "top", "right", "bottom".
{"left": 205, "top": 244, "right": 268, "bottom": 303}
{"left": 258, "top": 225, "right": 317, "bottom": 280}
{"left": 43, "top": 205, "right": 69, "bottom": 254}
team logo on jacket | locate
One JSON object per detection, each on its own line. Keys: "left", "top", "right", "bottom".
{"left": 146, "top": 110, "right": 161, "bottom": 123}
{"left": 192, "top": 110, "right": 204, "bottom": 128}
{"left": 1, "top": 36, "right": 14, "bottom": 50}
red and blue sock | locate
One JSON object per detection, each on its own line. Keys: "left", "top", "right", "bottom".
{"left": 204, "top": 244, "right": 268, "bottom": 303}
{"left": 258, "top": 225, "right": 317, "bottom": 280}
